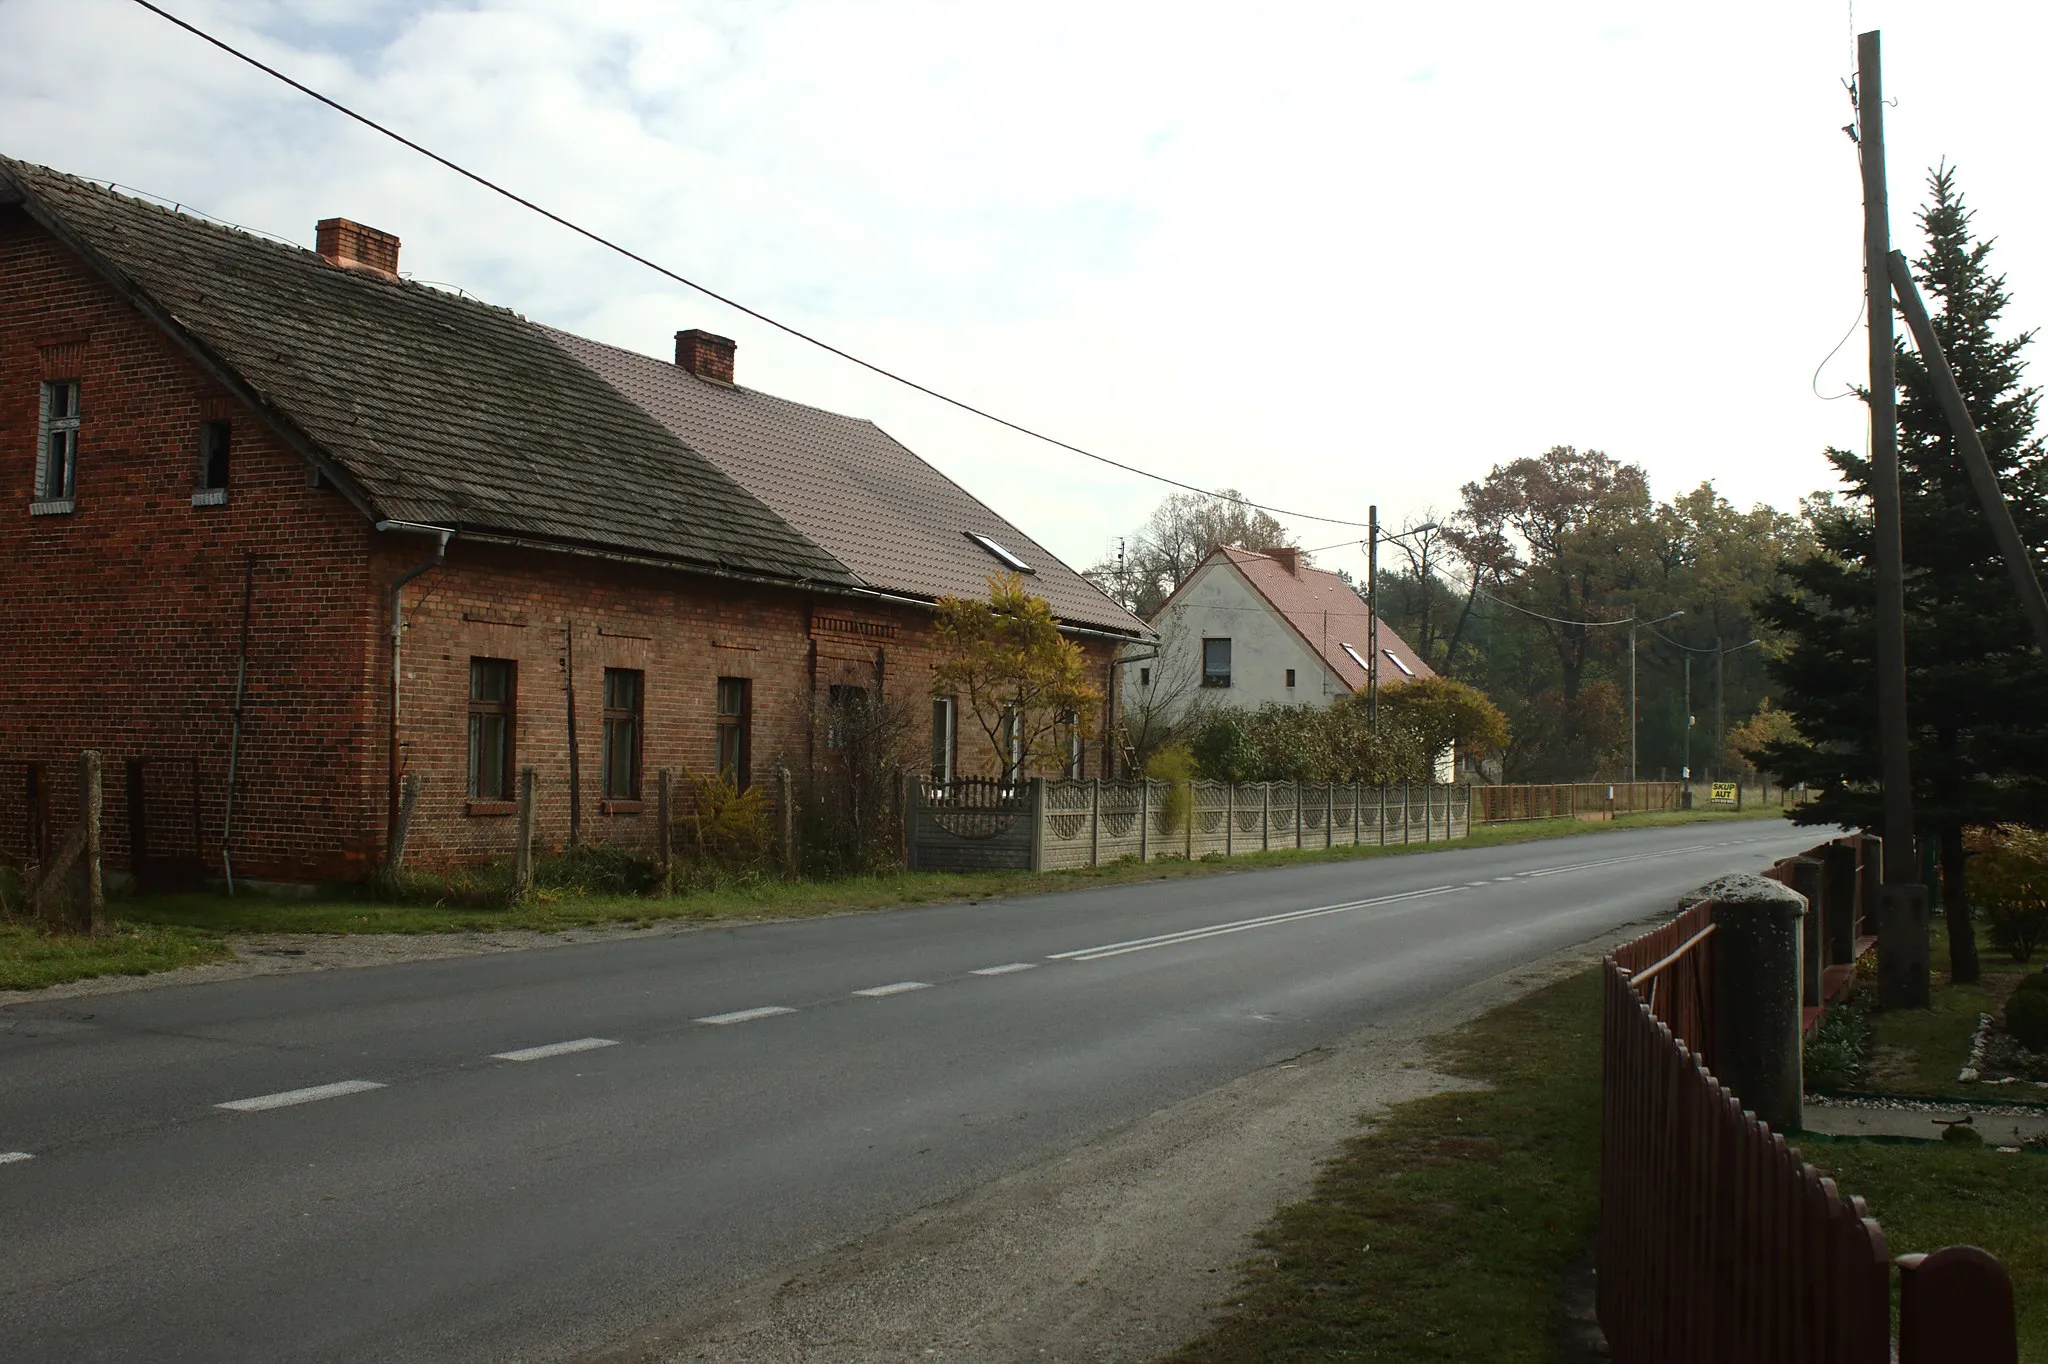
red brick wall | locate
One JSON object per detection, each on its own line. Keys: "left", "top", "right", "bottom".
{"left": 0, "top": 211, "right": 382, "bottom": 884}
{"left": 0, "top": 208, "right": 1127, "bottom": 884}
{"left": 388, "top": 542, "right": 1121, "bottom": 866}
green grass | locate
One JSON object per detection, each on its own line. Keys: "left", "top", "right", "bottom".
{"left": 0, "top": 920, "right": 230, "bottom": 992}
{"left": 0, "top": 806, "right": 1784, "bottom": 992}
{"left": 1861, "top": 918, "right": 2039, "bottom": 1100}
{"left": 1168, "top": 965, "right": 2045, "bottom": 1363}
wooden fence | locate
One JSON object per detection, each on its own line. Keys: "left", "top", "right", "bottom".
{"left": 1599, "top": 837, "right": 2018, "bottom": 1363}
{"left": 1475, "top": 781, "right": 1684, "bottom": 822}
{"left": 908, "top": 778, "right": 1471, "bottom": 872}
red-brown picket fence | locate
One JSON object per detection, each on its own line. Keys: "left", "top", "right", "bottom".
{"left": 1598, "top": 841, "right": 2018, "bottom": 1363}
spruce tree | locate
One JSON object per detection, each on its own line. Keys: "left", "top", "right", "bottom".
{"left": 1759, "top": 165, "right": 2048, "bottom": 984}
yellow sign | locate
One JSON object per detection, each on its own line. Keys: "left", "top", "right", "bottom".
{"left": 1710, "top": 782, "right": 1738, "bottom": 804}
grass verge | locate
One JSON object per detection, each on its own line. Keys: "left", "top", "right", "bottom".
{"left": 2, "top": 806, "right": 1785, "bottom": 992}
{"left": 0, "top": 920, "right": 230, "bottom": 992}
{"left": 1167, "top": 965, "right": 2045, "bottom": 1363}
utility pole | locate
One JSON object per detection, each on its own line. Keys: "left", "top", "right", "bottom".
{"left": 1628, "top": 619, "right": 1638, "bottom": 784}
{"left": 1860, "top": 30, "right": 1915, "bottom": 885}
{"left": 1860, "top": 30, "right": 1930, "bottom": 1006}
{"left": 1683, "top": 654, "right": 1692, "bottom": 782}
{"left": 1713, "top": 637, "right": 1724, "bottom": 785}
{"left": 1367, "top": 504, "right": 1380, "bottom": 730}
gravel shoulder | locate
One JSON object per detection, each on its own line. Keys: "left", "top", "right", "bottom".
{"left": 577, "top": 916, "right": 1667, "bottom": 1364}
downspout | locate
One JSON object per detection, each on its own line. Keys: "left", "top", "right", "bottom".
{"left": 379, "top": 521, "right": 454, "bottom": 857}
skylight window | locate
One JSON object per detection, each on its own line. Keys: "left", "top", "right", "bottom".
{"left": 1339, "top": 642, "right": 1368, "bottom": 670}
{"left": 966, "top": 531, "right": 1035, "bottom": 574}
{"left": 1384, "top": 648, "right": 1417, "bottom": 678}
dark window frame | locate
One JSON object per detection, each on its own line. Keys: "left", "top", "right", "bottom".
{"left": 36, "top": 379, "right": 80, "bottom": 506}
{"left": 1201, "top": 637, "right": 1233, "bottom": 688}
{"left": 717, "top": 676, "right": 752, "bottom": 788}
{"left": 601, "top": 667, "right": 644, "bottom": 801}
{"left": 196, "top": 418, "right": 231, "bottom": 501}
{"left": 467, "top": 657, "right": 517, "bottom": 801}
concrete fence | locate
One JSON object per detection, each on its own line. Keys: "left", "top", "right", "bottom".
{"left": 908, "top": 778, "right": 1471, "bottom": 873}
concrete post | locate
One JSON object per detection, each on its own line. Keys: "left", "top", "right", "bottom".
{"left": 1028, "top": 777, "right": 1046, "bottom": 872}
{"left": 1822, "top": 841, "right": 1858, "bottom": 965}
{"left": 1791, "top": 857, "right": 1825, "bottom": 1007}
{"left": 1708, "top": 872, "right": 1806, "bottom": 1134}
{"left": 1878, "top": 883, "right": 1931, "bottom": 1009}
{"left": 1139, "top": 778, "right": 1151, "bottom": 863}
{"left": 512, "top": 765, "right": 537, "bottom": 902}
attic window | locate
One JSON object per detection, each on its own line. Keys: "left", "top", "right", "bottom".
{"left": 1339, "top": 642, "right": 1368, "bottom": 670}
{"left": 966, "top": 532, "right": 1034, "bottom": 574}
{"left": 1384, "top": 648, "right": 1417, "bottom": 678}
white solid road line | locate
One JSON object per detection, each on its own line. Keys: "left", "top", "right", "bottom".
{"left": 0, "top": 1152, "right": 32, "bottom": 1164}
{"left": 970, "top": 963, "right": 1036, "bottom": 975}
{"left": 853, "top": 981, "right": 931, "bottom": 998}
{"left": 217, "top": 1080, "right": 387, "bottom": 1113}
{"left": 695, "top": 1006, "right": 797, "bottom": 1026}
{"left": 1050, "top": 885, "right": 1458, "bottom": 963}
{"left": 491, "top": 1037, "right": 619, "bottom": 1062}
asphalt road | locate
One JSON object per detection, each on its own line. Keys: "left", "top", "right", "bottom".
{"left": 0, "top": 819, "right": 1817, "bottom": 1363}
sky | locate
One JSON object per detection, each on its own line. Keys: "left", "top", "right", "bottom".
{"left": 5, "top": 0, "right": 2045, "bottom": 587}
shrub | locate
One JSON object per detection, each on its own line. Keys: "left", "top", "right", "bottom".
{"left": 2006, "top": 982, "right": 2048, "bottom": 1054}
{"left": 1803, "top": 995, "right": 1870, "bottom": 1092}
{"left": 535, "top": 842, "right": 663, "bottom": 898}
{"left": 1145, "top": 742, "right": 1198, "bottom": 835}
{"left": 676, "top": 770, "right": 777, "bottom": 885}
{"left": 1967, "top": 824, "right": 2048, "bottom": 963}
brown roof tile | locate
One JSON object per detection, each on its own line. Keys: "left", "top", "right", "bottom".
{"left": 1203, "top": 546, "right": 1435, "bottom": 692}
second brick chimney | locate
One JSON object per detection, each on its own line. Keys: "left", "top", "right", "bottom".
{"left": 675, "top": 329, "right": 736, "bottom": 385}
{"left": 1262, "top": 546, "right": 1302, "bottom": 577}
{"left": 315, "top": 217, "right": 401, "bottom": 280}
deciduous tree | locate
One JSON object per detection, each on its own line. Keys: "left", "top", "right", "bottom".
{"left": 932, "top": 575, "right": 1103, "bottom": 779}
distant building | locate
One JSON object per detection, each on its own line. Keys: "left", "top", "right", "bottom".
{"left": 1140, "top": 545, "right": 1448, "bottom": 777}
{"left": 0, "top": 157, "right": 1144, "bottom": 884}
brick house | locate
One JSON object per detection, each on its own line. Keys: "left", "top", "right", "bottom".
{"left": 0, "top": 158, "right": 1145, "bottom": 886}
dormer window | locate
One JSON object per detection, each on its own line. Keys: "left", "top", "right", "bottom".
{"left": 33, "top": 380, "right": 80, "bottom": 513}
{"left": 1383, "top": 648, "right": 1417, "bottom": 678}
{"left": 194, "top": 419, "right": 230, "bottom": 507}
{"left": 1339, "top": 642, "right": 1368, "bottom": 671}
{"left": 966, "top": 531, "right": 1034, "bottom": 574}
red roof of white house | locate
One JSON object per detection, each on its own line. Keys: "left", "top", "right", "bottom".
{"left": 1171, "top": 546, "right": 1436, "bottom": 693}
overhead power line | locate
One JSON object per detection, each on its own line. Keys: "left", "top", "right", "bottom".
{"left": 127, "top": 0, "right": 1379, "bottom": 531}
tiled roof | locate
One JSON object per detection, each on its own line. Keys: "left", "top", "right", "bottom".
{"left": 1208, "top": 546, "right": 1436, "bottom": 691}
{"left": 1, "top": 159, "right": 855, "bottom": 587}
{"left": 547, "top": 328, "right": 1146, "bottom": 636}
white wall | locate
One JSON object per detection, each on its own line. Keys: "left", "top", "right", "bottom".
{"left": 1140, "top": 559, "right": 1340, "bottom": 724}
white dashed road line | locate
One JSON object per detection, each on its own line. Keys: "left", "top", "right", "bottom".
{"left": 970, "top": 963, "right": 1035, "bottom": 976}
{"left": 695, "top": 1006, "right": 797, "bottom": 1026}
{"left": 0, "top": 1152, "right": 33, "bottom": 1165}
{"left": 491, "top": 1037, "right": 618, "bottom": 1063}
{"left": 1050, "top": 885, "right": 1459, "bottom": 963}
{"left": 852, "top": 982, "right": 930, "bottom": 998}
{"left": 217, "top": 1080, "right": 387, "bottom": 1113}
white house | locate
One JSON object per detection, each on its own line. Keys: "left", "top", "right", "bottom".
{"left": 1137, "top": 545, "right": 1450, "bottom": 776}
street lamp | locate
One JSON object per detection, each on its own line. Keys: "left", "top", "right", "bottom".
{"left": 1628, "top": 610, "right": 1684, "bottom": 783}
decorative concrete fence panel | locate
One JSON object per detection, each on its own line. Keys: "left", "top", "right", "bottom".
{"left": 911, "top": 778, "right": 1472, "bottom": 873}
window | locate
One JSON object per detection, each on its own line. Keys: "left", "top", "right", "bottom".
{"left": 1383, "top": 648, "right": 1417, "bottom": 678}
{"left": 1061, "top": 710, "right": 1083, "bottom": 779}
{"left": 1201, "top": 637, "right": 1232, "bottom": 688}
{"left": 825, "top": 683, "right": 866, "bottom": 752}
{"left": 34, "top": 380, "right": 80, "bottom": 509}
{"left": 930, "top": 696, "right": 957, "bottom": 785}
{"left": 1285, "top": 668, "right": 1296, "bottom": 688}
{"left": 965, "top": 531, "right": 1035, "bottom": 574}
{"left": 1139, "top": 666, "right": 1151, "bottom": 687}
{"left": 601, "top": 668, "right": 643, "bottom": 800}
{"left": 194, "top": 419, "right": 230, "bottom": 506}
{"left": 1339, "top": 642, "right": 1369, "bottom": 671}
{"left": 467, "top": 658, "right": 516, "bottom": 800}
{"left": 717, "top": 677, "right": 752, "bottom": 786}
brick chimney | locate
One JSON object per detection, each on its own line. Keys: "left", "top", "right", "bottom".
{"left": 1262, "top": 546, "right": 1302, "bottom": 577}
{"left": 675, "top": 329, "right": 736, "bottom": 385}
{"left": 315, "top": 218, "right": 401, "bottom": 280}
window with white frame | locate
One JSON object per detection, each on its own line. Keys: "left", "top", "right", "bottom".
{"left": 36, "top": 380, "right": 80, "bottom": 507}
{"left": 1383, "top": 648, "right": 1417, "bottom": 678}
{"left": 1001, "top": 705, "right": 1022, "bottom": 782}
{"left": 1061, "top": 710, "right": 1083, "bottom": 779}
{"left": 1201, "top": 637, "right": 1232, "bottom": 687}
{"left": 930, "top": 696, "right": 957, "bottom": 785}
